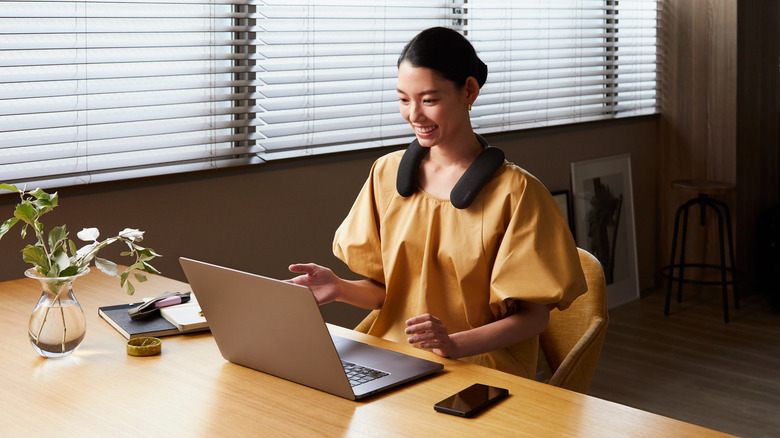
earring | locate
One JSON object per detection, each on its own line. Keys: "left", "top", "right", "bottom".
{"left": 468, "top": 104, "right": 472, "bottom": 111}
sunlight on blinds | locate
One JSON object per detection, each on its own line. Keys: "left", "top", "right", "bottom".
{"left": 252, "top": 0, "right": 659, "bottom": 161}
{"left": 0, "top": 0, "right": 252, "bottom": 189}
{"left": 0, "top": 0, "right": 660, "bottom": 189}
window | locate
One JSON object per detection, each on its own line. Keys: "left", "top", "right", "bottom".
{"left": 0, "top": 0, "right": 660, "bottom": 189}
{"left": 467, "top": 0, "right": 659, "bottom": 130}
{"left": 0, "top": 0, "right": 251, "bottom": 189}
{"left": 253, "top": 0, "right": 660, "bottom": 161}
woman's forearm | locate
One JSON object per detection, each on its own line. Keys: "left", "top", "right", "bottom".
{"left": 448, "top": 301, "right": 550, "bottom": 359}
{"left": 337, "top": 278, "right": 386, "bottom": 310}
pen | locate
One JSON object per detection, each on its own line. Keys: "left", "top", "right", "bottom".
{"left": 154, "top": 294, "right": 191, "bottom": 308}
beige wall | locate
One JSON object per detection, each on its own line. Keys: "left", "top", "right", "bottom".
{"left": 0, "top": 116, "right": 657, "bottom": 327}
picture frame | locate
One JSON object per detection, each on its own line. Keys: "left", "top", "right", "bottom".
{"left": 551, "top": 190, "right": 574, "bottom": 239}
{"left": 571, "top": 154, "right": 639, "bottom": 309}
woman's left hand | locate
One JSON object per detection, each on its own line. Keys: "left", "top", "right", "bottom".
{"left": 405, "top": 314, "right": 458, "bottom": 358}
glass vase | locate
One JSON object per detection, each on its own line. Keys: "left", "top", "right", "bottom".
{"left": 25, "top": 268, "right": 90, "bottom": 358}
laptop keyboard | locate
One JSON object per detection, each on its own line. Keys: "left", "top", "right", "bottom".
{"left": 341, "top": 360, "right": 389, "bottom": 387}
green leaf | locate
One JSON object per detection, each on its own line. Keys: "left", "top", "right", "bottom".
{"left": 22, "top": 245, "right": 50, "bottom": 272}
{"left": 120, "top": 271, "right": 129, "bottom": 286}
{"left": 95, "top": 257, "right": 119, "bottom": 277}
{"left": 134, "top": 272, "right": 148, "bottom": 283}
{"left": 142, "top": 262, "right": 161, "bottom": 275}
{"left": 0, "top": 183, "right": 20, "bottom": 193}
{"left": 136, "top": 247, "right": 161, "bottom": 262}
{"left": 124, "top": 281, "right": 135, "bottom": 295}
{"left": 0, "top": 217, "right": 19, "bottom": 240}
{"left": 120, "top": 271, "right": 135, "bottom": 295}
{"left": 32, "top": 199, "right": 55, "bottom": 214}
{"left": 68, "top": 239, "right": 78, "bottom": 259}
{"left": 60, "top": 266, "right": 80, "bottom": 277}
{"left": 52, "top": 249, "right": 70, "bottom": 273}
{"left": 48, "top": 225, "right": 68, "bottom": 252}
{"left": 29, "top": 189, "right": 58, "bottom": 209}
{"left": 14, "top": 202, "right": 37, "bottom": 225}
{"left": 29, "top": 188, "right": 51, "bottom": 200}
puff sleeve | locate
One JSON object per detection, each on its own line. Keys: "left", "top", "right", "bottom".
{"left": 332, "top": 156, "right": 395, "bottom": 285}
{"left": 484, "top": 171, "right": 587, "bottom": 318}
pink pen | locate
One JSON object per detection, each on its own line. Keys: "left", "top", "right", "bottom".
{"left": 154, "top": 294, "right": 191, "bottom": 308}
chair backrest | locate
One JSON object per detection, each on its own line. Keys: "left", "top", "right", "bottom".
{"left": 539, "top": 247, "right": 609, "bottom": 393}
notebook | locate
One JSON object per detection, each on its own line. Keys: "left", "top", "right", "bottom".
{"left": 179, "top": 257, "right": 443, "bottom": 400}
{"left": 98, "top": 303, "right": 181, "bottom": 339}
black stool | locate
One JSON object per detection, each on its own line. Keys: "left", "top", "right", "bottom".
{"left": 661, "top": 180, "right": 743, "bottom": 322}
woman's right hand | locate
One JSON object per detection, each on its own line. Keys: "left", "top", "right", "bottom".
{"left": 288, "top": 264, "right": 386, "bottom": 309}
{"left": 287, "top": 263, "right": 342, "bottom": 305}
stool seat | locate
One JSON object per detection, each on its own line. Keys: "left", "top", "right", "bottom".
{"left": 672, "top": 179, "right": 735, "bottom": 195}
{"left": 662, "top": 180, "right": 742, "bottom": 322}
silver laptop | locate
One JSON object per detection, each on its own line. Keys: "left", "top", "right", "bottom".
{"left": 179, "top": 257, "right": 443, "bottom": 400}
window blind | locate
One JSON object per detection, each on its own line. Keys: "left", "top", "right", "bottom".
{"left": 252, "top": 0, "right": 660, "bottom": 161}
{"left": 0, "top": 0, "right": 254, "bottom": 189}
{"left": 251, "top": 1, "right": 464, "bottom": 161}
{"left": 467, "top": 0, "right": 660, "bottom": 132}
{"left": 1, "top": 0, "right": 660, "bottom": 189}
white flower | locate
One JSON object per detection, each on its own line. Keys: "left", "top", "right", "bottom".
{"left": 77, "top": 228, "right": 100, "bottom": 242}
{"left": 118, "top": 228, "right": 144, "bottom": 242}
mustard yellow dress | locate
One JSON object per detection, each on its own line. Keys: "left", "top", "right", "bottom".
{"left": 333, "top": 149, "right": 587, "bottom": 378}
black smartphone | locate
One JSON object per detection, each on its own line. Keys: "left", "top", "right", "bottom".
{"left": 433, "top": 383, "right": 509, "bottom": 418}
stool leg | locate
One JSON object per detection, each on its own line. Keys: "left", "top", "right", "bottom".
{"left": 665, "top": 203, "right": 686, "bottom": 316}
{"left": 707, "top": 199, "right": 730, "bottom": 323}
{"left": 677, "top": 203, "right": 691, "bottom": 304}
{"left": 711, "top": 197, "right": 740, "bottom": 310}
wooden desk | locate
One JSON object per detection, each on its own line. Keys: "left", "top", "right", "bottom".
{"left": 0, "top": 270, "right": 732, "bottom": 437}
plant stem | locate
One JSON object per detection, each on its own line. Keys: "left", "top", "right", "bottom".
{"left": 35, "top": 301, "right": 51, "bottom": 346}
{"left": 34, "top": 283, "right": 66, "bottom": 350}
{"left": 58, "top": 296, "right": 66, "bottom": 353}
{"left": 29, "top": 219, "right": 52, "bottom": 273}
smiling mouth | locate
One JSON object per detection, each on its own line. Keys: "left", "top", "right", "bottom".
{"left": 414, "top": 124, "right": 438, "bottom": 135}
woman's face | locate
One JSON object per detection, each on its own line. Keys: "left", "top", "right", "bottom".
{"left": 396, "top": 61, "right": 472, "bottom": 149}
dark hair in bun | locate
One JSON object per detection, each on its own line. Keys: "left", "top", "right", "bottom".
{"left": 398, "top": 27, "right": 488, "bottom": 89}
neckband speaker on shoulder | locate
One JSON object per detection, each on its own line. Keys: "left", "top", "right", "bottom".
{"left": 396, "top": 133, "right": 505, "bottom": 209}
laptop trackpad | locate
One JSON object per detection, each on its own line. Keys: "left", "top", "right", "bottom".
{"left": 330, "top": 333, "right": 443, "bottom": 398}
{"left": 332, "top": 335, "right": 420, "bottom": 371}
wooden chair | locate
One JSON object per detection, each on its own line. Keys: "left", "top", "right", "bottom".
{"left": 539, "top": 248, "right": 609, "bottom": 393}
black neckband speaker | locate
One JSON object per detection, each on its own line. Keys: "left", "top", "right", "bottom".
{"left": 396, "top": 134, "right": 505, "bottom": 209}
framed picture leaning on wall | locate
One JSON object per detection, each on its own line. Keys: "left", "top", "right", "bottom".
{"left": 571, "top": 154, "right": 640, "bottom": 309}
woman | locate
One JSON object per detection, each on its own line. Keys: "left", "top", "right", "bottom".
{"left": 289, "top": 27, "right": 586, "bottom": 379}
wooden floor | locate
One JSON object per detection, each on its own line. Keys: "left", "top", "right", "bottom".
{"left": 587, "top": 287, "right": 780, "bottom": 438}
